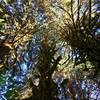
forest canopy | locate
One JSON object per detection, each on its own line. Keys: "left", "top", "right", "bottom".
{"left": 0, "top": 0, "right": 100, "bottom": 99}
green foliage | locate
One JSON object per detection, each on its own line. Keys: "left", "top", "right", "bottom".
{"left": 58, "top": 0, "right": 100, "bottom": 76}
{"left": 0, "top": 0, "right": 100, "bottom": 99}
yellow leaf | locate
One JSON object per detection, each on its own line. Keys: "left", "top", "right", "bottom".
{"left": 3, "top": 0, "right": 8, "bottom": 4}
{"left": 0, "top": 19, "right": 5, "bottom": 22}
{"left": 0, "top": 64, "right": 3, "bottom": 69}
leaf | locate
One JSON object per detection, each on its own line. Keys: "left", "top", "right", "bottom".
{"left": 0, "top": 64, "right": 3, "bottom": 69}
{"left": 3, "top": 0, "right": 8, "bottom": 4}
{"left": 0, "top": 19, "right": 5, "bottom": 22}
